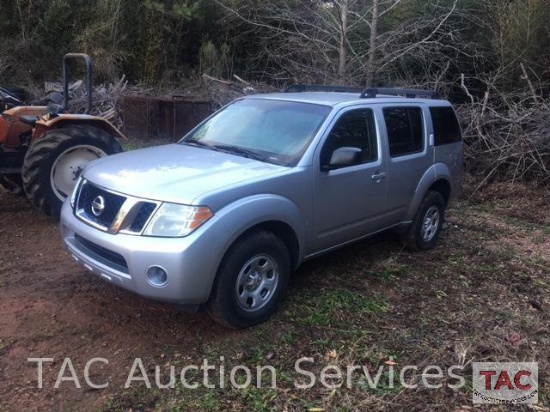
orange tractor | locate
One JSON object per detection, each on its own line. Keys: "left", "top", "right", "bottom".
{"left": 0, "top": 53, "right": 124, "bottom": 219}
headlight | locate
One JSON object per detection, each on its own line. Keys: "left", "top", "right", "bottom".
{"left": 143, "top": 203, "right": 213, "bottom": 237}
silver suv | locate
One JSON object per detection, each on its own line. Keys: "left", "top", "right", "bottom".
{"left": 60, "top": 87, "right": 462, "bottom": 328}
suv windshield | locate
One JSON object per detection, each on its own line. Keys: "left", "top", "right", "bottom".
{"left": 181, "top": 98, "right": 331, "bottom": 166}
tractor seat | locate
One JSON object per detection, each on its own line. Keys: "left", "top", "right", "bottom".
{"left": 19, "top": 115, "right": 38, "bottom": 127}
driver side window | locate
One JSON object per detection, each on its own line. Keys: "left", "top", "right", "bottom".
{"left": 320, "top": 109, "right": 378, "bottom": 168}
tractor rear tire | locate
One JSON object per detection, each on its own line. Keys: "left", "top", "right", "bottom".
{"left": 22, "top": 125, "right": 122, "bottom": 219}
{"left": 0, "top": 174, "right": 23, "bottom": 194}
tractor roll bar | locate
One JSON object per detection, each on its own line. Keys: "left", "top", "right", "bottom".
{"left": 62, "top": 53, "right": 93, "bottom": 114}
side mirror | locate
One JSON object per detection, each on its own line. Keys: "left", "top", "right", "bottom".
{"left": 323, "top": 147, "right": 362, "bottom": 171}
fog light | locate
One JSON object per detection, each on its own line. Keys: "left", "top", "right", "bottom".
{"left": 146, "top": 266, "right": 168, "bottom": 287}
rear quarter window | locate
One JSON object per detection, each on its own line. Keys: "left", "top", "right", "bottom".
{"left": 383, "top": 107, "right": 423, "bottom": 157}
{"left": 430, "top": 106, "right": 462, "bottom": 146}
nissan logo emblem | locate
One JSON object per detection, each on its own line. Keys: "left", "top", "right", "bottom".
{"left": 91, "top": 195, "right": 106, "bottom": 217}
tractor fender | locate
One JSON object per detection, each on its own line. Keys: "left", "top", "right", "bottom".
{"left": 32, "top": 114, "right": 127, "bottom": 142}
{"left": 0, "top": 106, "right": 48, "bottom": 147}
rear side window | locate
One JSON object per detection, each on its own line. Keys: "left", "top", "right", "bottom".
{"left": 430, "top": 107, "right": 462, "bottom": 145}
{"left": 383, "top": 107, "right": 423, "bottom": 157}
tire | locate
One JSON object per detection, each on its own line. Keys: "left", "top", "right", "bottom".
{"left": 402, "top": 190, "right": 445, "bottom": 251}
{"left": 208, "top": 231, "right": 291, "bottom": 329}
{"left": 0, "top": 174, "right": 23, "bottom": 195}
{"left": 22, "top": 125, "right": 122, "bottom": 219}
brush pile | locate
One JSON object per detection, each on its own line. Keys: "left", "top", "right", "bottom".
{"left": 44, "top": 76, "right": 127, "bottom": 128}
{"left": 201, "top": 73, "right": 278, "bottom": 108}
{"left": 457, "top": 92, "right": 550, "bottom": 187}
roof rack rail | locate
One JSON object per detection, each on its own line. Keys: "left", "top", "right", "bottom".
{"left": 284, "top": 84, "right": 364, "bottom": 93}
{"left": 360, "top": 88, "right": 440, "bottom": 99}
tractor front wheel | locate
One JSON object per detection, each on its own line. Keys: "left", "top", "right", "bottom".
{"left": 22, "top": 125, "right": 122, "bottom": 219}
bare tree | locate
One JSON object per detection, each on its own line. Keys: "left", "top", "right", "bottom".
{"left": 477, "top": 0, "right": 550, "bottom": 91}
{"left": 215, "top": 0, "right": 462, "bottom": 86}
{"left": 365, "top": 0, "right": 380, "bottom": 86}
{"left": 337, "top": 0, "right": 349, "bottom": 82}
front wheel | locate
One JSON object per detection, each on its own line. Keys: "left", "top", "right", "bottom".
{"left": 208, "top": 231, "right": 291, "bottom": 329}
{"left": 22, "top": 125, "right": 122, "bottom": 219}
{"left": 401, "top": 190, "right": 445, "bottom": 251}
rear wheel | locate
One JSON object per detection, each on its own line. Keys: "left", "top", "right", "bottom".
{"left": 22, "top": 125, "right": 122, "bottom": 219}
{"left": 402, "top": 190, "right": 445, "bottom": 251}
{"left": 208, "top": 231, "right": 291, "bottom": 329}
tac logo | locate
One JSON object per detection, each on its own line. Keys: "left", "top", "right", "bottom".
{"left": 472, "top": 362, "right": 538, "bottom": 404}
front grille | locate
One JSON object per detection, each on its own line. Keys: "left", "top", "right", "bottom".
{"left": 130, "top": 202, "right": 157, "bottom": 232}
{"left": 75, "top": 180, "right": 159, "bottom": 234}
{"left": 77, "top": 182, "right": 126, "bottom": 228}
{"left": 74, "top": 234, "right": 129, "bottom": 274}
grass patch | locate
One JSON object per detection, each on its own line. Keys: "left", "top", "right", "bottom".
{"left": 370, "top": 257, "right": 409, "bottom": 283}
{"left": 103, "top": 384, "right": 160, "bottom": 411}
{"left": 286, "top": 288, "right": 390, "bottom": 328}
{"left": 0, "top": 339, "right": 7, "bottom": 356}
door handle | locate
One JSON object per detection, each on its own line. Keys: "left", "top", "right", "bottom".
{"left": 371, "top": 172, "right": 386, "bottom": 182}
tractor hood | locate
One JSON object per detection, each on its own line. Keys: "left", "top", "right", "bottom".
{"left": 83, "top": 143, "right": 288, "bottom": 205}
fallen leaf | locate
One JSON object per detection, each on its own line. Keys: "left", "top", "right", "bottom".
{"left": 507, "top": 332, "right": 521, "bottom": 348}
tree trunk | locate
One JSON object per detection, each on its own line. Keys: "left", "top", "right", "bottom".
{"left": 338, "top": 0, "right": 349, "bottom": 84}
{"left": 366, "top": 0, "right": 379, "bottom": 87}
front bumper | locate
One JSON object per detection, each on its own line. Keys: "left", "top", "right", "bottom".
{"left": 60, "top": 200, "right": 224, "bottom": 305}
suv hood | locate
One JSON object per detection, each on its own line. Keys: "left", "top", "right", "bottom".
{"left": 83, "top": 144, "right": 287, "bottom": 205}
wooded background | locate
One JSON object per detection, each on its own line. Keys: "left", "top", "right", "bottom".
{"left": 1, "top": 0, "right": 548, "bottom": 91}
{"left": 1, "top": 0, "right": 549, "bottom": 184}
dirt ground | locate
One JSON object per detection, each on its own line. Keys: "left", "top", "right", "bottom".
{"left": 0, "top": 189, "right": 234, "bottom": 411}
{"left": 0, "top": 181, "right": 549, "bottom": 412}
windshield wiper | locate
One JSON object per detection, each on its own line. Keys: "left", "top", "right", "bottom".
{"left": 211, "top": 144, "right": 267, "bottom": 162}
{"left": 184, "top": 138, "right": 213, "bottom": 149}
{"left": 184, "top": 140, "right": 270, "bottom": 163}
